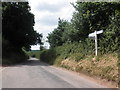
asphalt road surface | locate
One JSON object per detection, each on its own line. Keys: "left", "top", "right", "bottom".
{"left": 1, "top": 58, "right": 107, "bottom": 88}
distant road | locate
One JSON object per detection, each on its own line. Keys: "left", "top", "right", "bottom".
{"left": 2, "top": 58, "right": 107, "bottom": 88}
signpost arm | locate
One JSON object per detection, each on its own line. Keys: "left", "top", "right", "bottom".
{"left": 95, "top": 31, "right": 98, "bottom": 56}
{"left": 88, "top": 30, "right": 103, "bottom": 56}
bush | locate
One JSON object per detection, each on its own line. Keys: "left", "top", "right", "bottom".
{"left": 26, "top": 50, "right": 40, "bottom": 59}
{"left": 40, "top": 49, "right": 57, "bottom": 64}
{"left": 40, "top": 42, "right": 94, "bottom": 65}
{"left": 2, "top": 38, "right": 28, "bottom": 65}
{"left": 40, "top": 40, "right": 118, "bottom": 65}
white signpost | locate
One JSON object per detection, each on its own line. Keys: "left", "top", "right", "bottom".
{"left": 88, "top": 30, "right": 103, "bottom": 56}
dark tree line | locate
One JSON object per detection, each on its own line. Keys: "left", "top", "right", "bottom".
{"left": 2, "top": 2, "right": 42, "bottom": 64}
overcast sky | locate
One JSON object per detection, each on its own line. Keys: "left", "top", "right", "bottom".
{"left": 28, "top": 0, "right": 77, "bottom": 50}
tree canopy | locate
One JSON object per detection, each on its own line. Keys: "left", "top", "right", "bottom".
{"left": 47, "top": 2, "right": 120, "bottom": 53}
{"left": 2, "top": 2, "right": 43, "bottom": 64}
{"left": 2, "top": 2, "right": 42, "bottom": 50}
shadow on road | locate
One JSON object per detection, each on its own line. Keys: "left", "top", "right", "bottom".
{"left": 5, "top": 58, "right": 50, "bottom": 67}
{"left": 21, "top": 58, "right": 49, "bottom": 66}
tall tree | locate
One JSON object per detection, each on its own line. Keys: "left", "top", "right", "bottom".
{"left": 47, "top": 2, "right": 120, "bottom": 53}
{"left": 47, "top": 18, "right": 68, "bottom": 48}
{"left": 71, "top": 2, "right": 120, "bottom": 52}
{"left": 2, "top": 2, "right": 42, "bottom": 50}
{"left": 2, "top": 2, "right": 43, "bottom": 64}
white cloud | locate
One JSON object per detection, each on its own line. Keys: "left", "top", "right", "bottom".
{"left": 28, "top": 0, "right": 77, "bottom": 50}
{"left": 35, "top": 2, "right": 66, "bottom": 13}
{"left": 36, "top": 14, "right": 58, "bottom": 26}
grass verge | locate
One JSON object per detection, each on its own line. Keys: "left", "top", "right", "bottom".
{"left": 39, "top": 43, "right": 119, "bottom": 87}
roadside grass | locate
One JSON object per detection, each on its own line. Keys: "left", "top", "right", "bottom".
{"left": 27, "top": 50, "right": 40, "bottom": 59}
{"left": 60, "top": 53, "right": 118, "bottom": 85}
{"left": 39, "top": 43, "right": 118, "bottom": 87}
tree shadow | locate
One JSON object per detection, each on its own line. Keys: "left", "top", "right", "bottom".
{"left": 20, "top": 58, "right": 50, "bottom": 66}
{"left": 2, "top": 58, "right": 51, "bottom": 67}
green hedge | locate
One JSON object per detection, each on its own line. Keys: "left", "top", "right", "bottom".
{"left": 40, "top": 40, "right": 118, "bottom": 65}
{"left": 40, "top": 42, "right": 94, "bottom": 65}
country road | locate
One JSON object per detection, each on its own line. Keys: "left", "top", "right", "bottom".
{"left": 1, "top": 58, "right": 108, "bottom": 88}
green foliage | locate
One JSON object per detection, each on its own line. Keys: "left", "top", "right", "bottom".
{"left": 40, "top": 43, "right": 118, "bottom": 83}
{"left": 2, "top": 38, "right": 28, "bottom": 65}
{"left": 41, "top": 3, "right": 119, "bottom": 84}
{"left": 27, "top": 50, "right": 40, "bottom": 59}
{"left": 40, "top": 2, "right": 119, "bottom": 85}
{"left": 40, "top": 45, "right": 46, "bottom": 51}
{"left": 2, "top": 2, "right": 42, "bottom": 50}
{"left": 40, "top": 42, "right": 94, "bottom": 65}
{"left": 40, "top": 49, "right": 57, "bottom": 65}
{"left": 47, "top": 18, "right": 69, "bottom": 48}
{"left": 47, "top": 2, "right": 119, "bottom": 55}
{"left": 2, "top": 2, "right": 43, "bottom": 64}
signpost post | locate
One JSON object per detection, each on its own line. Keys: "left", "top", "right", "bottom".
{"left": 88, "top": 30, "right": 103, "bottom": 56}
